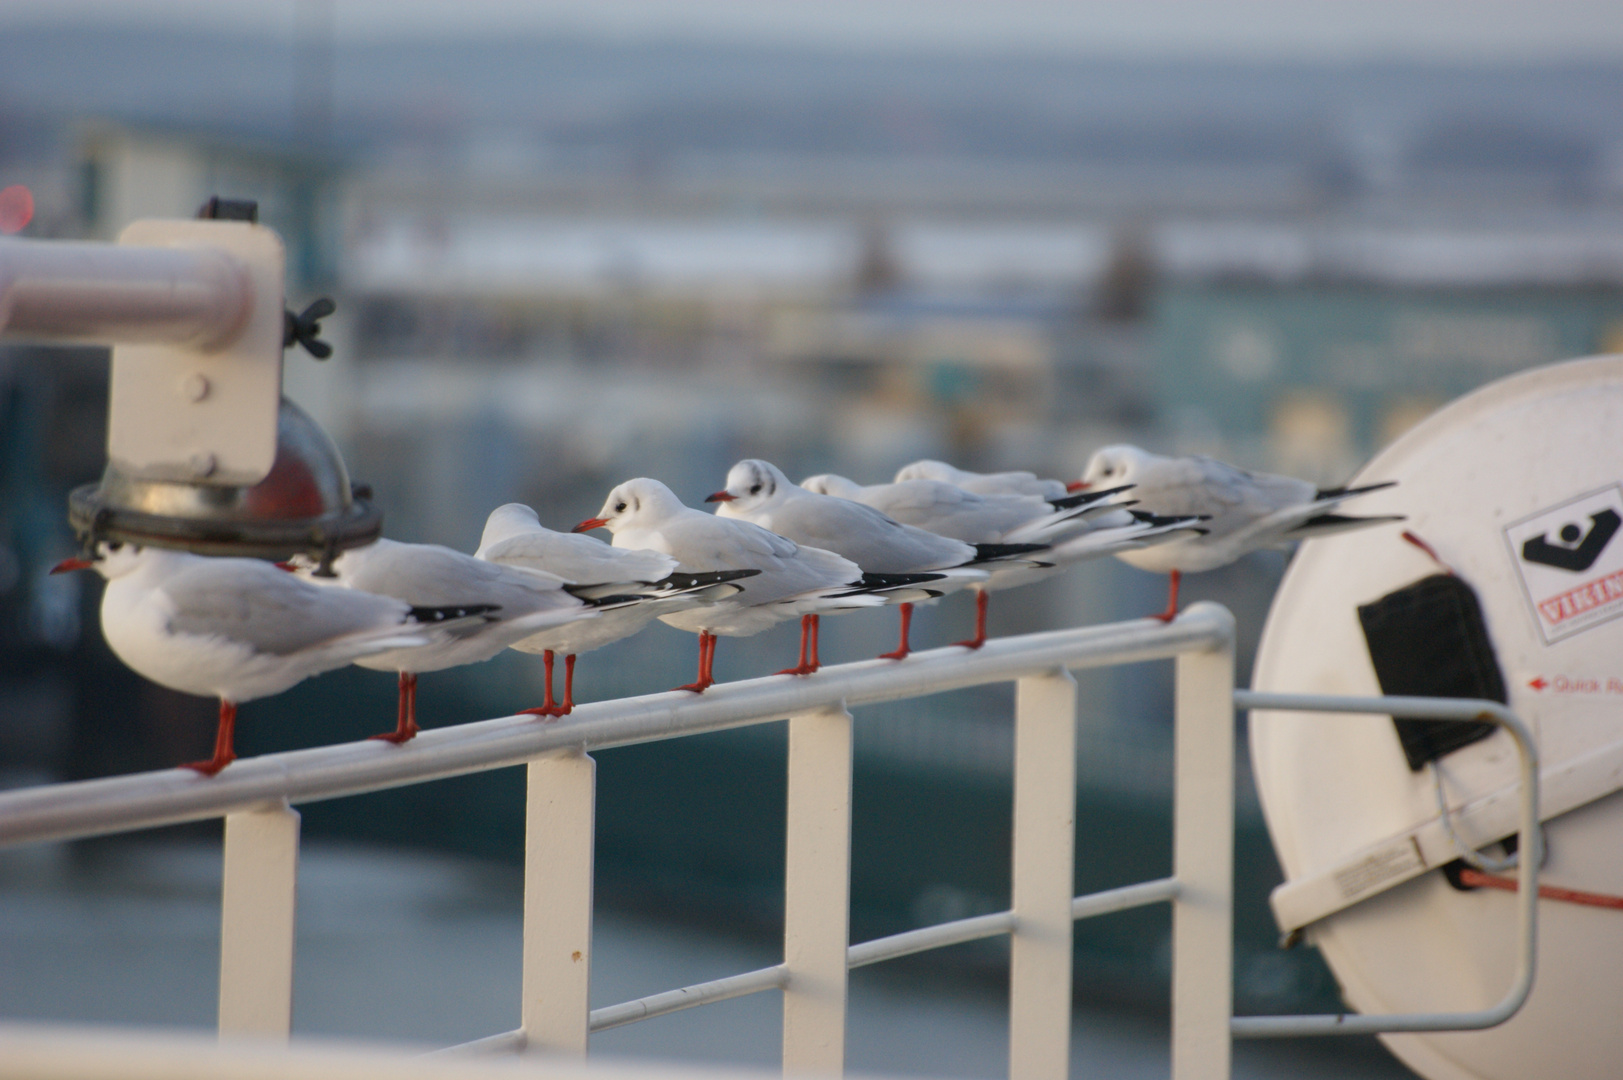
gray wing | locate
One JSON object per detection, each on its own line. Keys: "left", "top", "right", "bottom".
{"left": 163, "top": 559, "right": 412, "bottom": 656}
{"left": 1188, "top": 456, "right": 1315, "bottom": 516}
{"left": 861, "top": 480, "right": 1045, "bottom": 543}
{"left": 651, "top": 508, "right": 802, "bottom": 573}
{"left": 479, "top": 529, "right": 677, "bottom": 584}
{"left": 336, "top": 541, "right": 570, "bottom": 610}
{"left": 765, "top": 495, "right": 975, "bottom": 572}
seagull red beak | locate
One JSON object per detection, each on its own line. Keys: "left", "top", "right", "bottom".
{"left": 705, "top": 490, "right": 736, "bottom": 503}
{"left": 573, "top": 517, "right": 609, "bottom": 533}
{"left": 273, "top": 561, "right": 297, "bottom": 572}
{"left": 1066, "top": 480, "right": 1090, "bottom": 492}
{"left": 51, "top": 557, "right": 93, "bottom": 574}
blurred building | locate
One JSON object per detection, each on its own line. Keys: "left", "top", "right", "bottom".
{"left": 77, "top": 121, "right": 338, "bottom": 289}
{"left": 1151, "top": 225, "right": 1623, "bottom": 480}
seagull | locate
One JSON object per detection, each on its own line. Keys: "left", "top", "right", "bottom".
{"left": 709, "top": 459, "right": 1049, "bottom": 659}
{"left": 475, "top": 502, "right": 757, "bottom": 715}
{"left": 575, "top": 478, "right": 941, "bottom": 690}
{"left": 802, "top": 471, "right": 1204, "bottom": 646}
{"left": 894, "top": 459, "right": 1071, "bottom": 501}
{"left": 288, "top": 537, "right": 602, "bottom": 741}
{"left": 800, "top": 472, "right": 1133, "bottom": 546}
{"left": 53, "top": 544, "right": 474, "bottom": 775}
{"left": 1076, "top": 444, "right": 1402, "bottom": 620}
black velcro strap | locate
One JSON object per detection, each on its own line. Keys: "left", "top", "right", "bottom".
{"left": 1357, "top": 574, "right": 1505, "bottom": 771}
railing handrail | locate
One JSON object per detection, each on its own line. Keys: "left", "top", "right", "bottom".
{"left": 0, "top": 606, "right": 1232, "bottom": 849}
{"left": 1231, "top": 690, "right": 1540, "bottom": 1039}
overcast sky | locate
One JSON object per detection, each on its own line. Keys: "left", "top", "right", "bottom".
{"left": 5, "top": 0, "right": 1623, "bottom": 62}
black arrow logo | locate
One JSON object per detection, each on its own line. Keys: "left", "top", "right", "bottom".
{"left": 1522, "top": 509, "right": 1622, "bottom": 572}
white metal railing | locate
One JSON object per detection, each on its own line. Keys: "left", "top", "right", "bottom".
{"left": 1231, "top": 691, "right": 1541, "bottom": 1039}
{"left": 0, "top": 602, "right": 1544, "bottom": 1080}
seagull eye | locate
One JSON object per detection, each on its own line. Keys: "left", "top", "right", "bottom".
{"left": 107, "top": 541, "right": 123, "bottom": 552}
{"left": 615, "top": 502, "right": 627, "bottom": 513}
{"left": 749, "top": 484, "right": 762, "bottom": 495}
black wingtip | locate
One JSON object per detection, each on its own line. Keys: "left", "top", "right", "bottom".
{"left": 1299, "top": 512, "right": 1407, "bottom": 531}
{"left": 654, "top": 568, "right": 762, "bottom": 590}
{"left": 580, "top": 593, "right": 648, "bottom": 608}
{"left": 1316, "top": 479, "right": 1398, "bottom": 500}
{"left": 408, "top": 603, "right": 502, "bottom": 623}
{"left": 971, "top": 542, "right": 1050, "bottom": 562}
{"left": 1048, "top": 483, "right": 1133, "bottom": 510}
{"left": 858, "top": 571, "right": 949, "bottom": 590}
{"left": 1130, "top": 510, "right": 1210, "bottom": 528}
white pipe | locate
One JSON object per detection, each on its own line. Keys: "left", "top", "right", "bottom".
{"left": 588, "top": 966, "right": 789, "bottom": 1032}
{"left": 1229, "top": 691, "right": 1540, "bottom": 1038}
{"left": 591, "top": 879, "right": 1181, "bottom": 1041}
{"left": 445, "top": 879, "right": 1183, "bottom": 1053}
{"left": 0, "top": 607, "right": 1234, "bottom": 849}
{"left": 0, "top": 1023, "right": 771, "bottom": 1079}
{"left": 1171, "top": 630, "right": 1237, "bottom": 1080}
{"left": 0, "top": 238, "right": 252, "bottom": 351}
{"left": 780, "top": 705, "right": 855, "bottom": 1073}
{"left": 848, "top": 911, "right": 1017, "bottom": 969}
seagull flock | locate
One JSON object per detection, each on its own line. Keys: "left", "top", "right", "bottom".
{"left": 52, "top": 446, "right": 1398, "bottom": 775}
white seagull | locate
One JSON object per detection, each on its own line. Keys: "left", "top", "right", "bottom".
{"left": 289, "top": 537, "right": 602, "bottom": 741}
{"left": 894, "top": 459, "right": 1071, "bottom": 501}
{"left": 575, "top": 478, "right": 942, "bottom": 690}
{"left": 709, "top": 459, "right": 1049, "bottom": 659}
{"left": 802, "top": 471, "right": 1204, "bottom": 645}
{"left": 53, "top": 544, "right": 472, "bottom": 775}
{"left": 475, "top": 502, "right": 757, "bottom": 715}
{"left": 800, "top": 472, "right": 1131, "bottom": 546}
{"left": 1076, "top": 444, "right": 1401, "bottom": 620}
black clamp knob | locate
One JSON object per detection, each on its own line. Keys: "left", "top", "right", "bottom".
{"left": 284, "top": 297, "right": 336, "bottom": 360}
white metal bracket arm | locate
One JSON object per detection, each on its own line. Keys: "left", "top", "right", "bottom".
{"left": 0, "top": 220, "right": 286, "bottom": 485}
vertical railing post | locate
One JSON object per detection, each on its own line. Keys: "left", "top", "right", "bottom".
{"left": 522, "top": 750, "right": 596, "bottom": 1056}
{"left": 1008, "top": 669, "right": 1078, "bottom": 1080}
{"left": 1171, "top": 607, "right": 1236, "bottom": 1080}
{"left": 782, "top": 704, "right": 854, "bottom": 1076}
{"left": 218, "top": 800, "right": 300, "bottom": 1040}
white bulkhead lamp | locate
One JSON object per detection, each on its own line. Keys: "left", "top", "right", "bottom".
{"left": 0, "top": 198, "right": 380, "bottom": 568}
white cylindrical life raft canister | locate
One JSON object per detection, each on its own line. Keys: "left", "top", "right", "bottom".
{"left": 1251, "top": 354, "right": 1623, "bottom": 1080}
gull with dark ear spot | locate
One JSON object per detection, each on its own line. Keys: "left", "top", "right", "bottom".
{"left": 476, "top": 502, "right": 757, "bottom": 715}
{"left": 288, "top": 537, "right": 600, "bottom": 741}
{"left": 711, "top": 459, "right": 1049, "bottom": 658}
{"left": 54, "top": 544, "right": 475, "bottom": 775}
{"left": 577, "top": 478, "right": 942, "bottom": 691}
{"left": 1075, "top": 444, "right": 1402, "bottom": 621}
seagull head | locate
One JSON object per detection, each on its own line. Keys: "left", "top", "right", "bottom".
{"left": 580, "top": 478, "right": 682, "bottom": 535}
{"left": 50, "top": 541, "right": 144, "bottom": 579}
{"left": 707, "top": 459, "right": 791, "bottom": 517}
{"left": 477, "top": 502, "right": 543, "bottom": 555}
{"left": 799, "top": 473, "right": 863, "bottom": 500}
{"left": 1074, "top": 444, "right": 1153, "bottom": 492}
{"left": 893, "top": 459, "right": 960, "bottom": 485}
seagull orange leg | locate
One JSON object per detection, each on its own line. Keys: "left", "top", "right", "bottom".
{"left": 559, "top": 654, "right": 577, "bottom": 715}
{"left": 520, "top": 650, "right": 564, "bottom": 718}
{"left": 954, "top": 590, "right": 989, "bottom": 650}
{"left": 778, "top": 614, "right": 821, "bottom": 676}
{"left": 1153, "top": 570, "right": 1181, "bottom": 623}
{"left": 373, "top": 671, "right": 421, "bottom": 743}
{"left": 677, "top": 632, "right": 717, "bottom": 693}
{"left": 183, "top": 699, "right": 238, "bottom": 776}
{"left": 878, "top": 602, "right": 914, "bottom": 660}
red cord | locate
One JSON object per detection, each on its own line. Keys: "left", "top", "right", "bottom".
{"left": 1401, "top": 530, "right": 1456, "bottom": 575}
{"left": 1458, "top": 867, "right": 1623, "bottom": 910}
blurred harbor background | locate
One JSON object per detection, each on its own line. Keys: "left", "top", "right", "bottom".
{"left": 2, "top": 2, "right": 1622, "bottom": 1074}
